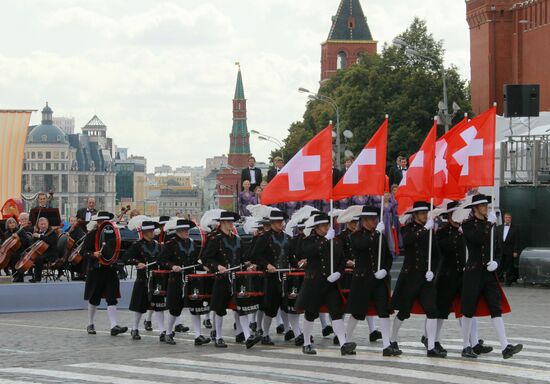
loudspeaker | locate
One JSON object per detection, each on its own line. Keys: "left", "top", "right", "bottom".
{"left": 503, "top": 84, "right": 540, "bottom": 118}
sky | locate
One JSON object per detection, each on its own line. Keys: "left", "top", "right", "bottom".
{"left": 0, "top": 0, "right": 470, "bottom": 171}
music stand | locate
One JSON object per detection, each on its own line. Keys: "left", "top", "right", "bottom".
{"left": 30, "top": 208, "right": 62, "bottom": 227}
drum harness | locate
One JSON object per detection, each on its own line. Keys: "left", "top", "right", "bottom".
{"left": 222, "top": 235, "right": 241, "bottom": 295}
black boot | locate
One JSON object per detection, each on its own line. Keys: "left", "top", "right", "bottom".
{"left": 294, "top": 333, "right": 304, "bottom": 346}
{"left": 473, "top": 343, "right": 493, "bottom": 354}
{"left": 159, "top": 331, "right": 166, "bottom": 343}
{"left": 110, "top": 325, "right": 128, "bottom": 336}
{"left": 215, "top": 338, "right": 227, "bottom": 348}
{"left": 261, "top": 335, "right": 275, "bottom": 345}
{"left": 249, "top": 321, "right": 257, "bottom": 332}
{"left": 131, "top": 329, "right": 141, "bottom": 340}
{"left": 245, "top": 334, "right": 262, "bottom": 349}
{"left": 235, "top": 332, "right": 245, "bottom": 343}
{"left": 276, "top": 324, "right": 285, "bottom": 334}
{"left": 174, "top": 324, "right": 189, "bottom": 333}
{"left": 302, "top": 345, "right": 317, "bottom": 355}
{"left": 420, "top": 335, "right": 428, "bottom": 348}
{"left": 369, "top": 330, "right": 382, "bottom": 342}
{"left": 502, "top": 344, "right": 523, "bottom": 359}
{"left": 144, "top": 320, "right": 153, "bottom": 331}
{"left": 194, "top": 335, "right": 211, "bottom": 346}
{"left": 195, "top": 335, "right": 211, "bottom": 345}
{"left": 383, "top": 345, "right": 402, "bottom": 356}
{"left": 322, "top": 325, "right": 333, "bottom": 337}
{"left": 434, "top": 342, "right": 448, "bottom": 355}
{"left": 87, "top": 324, "right": 96, "bottom": 335}
{"left": 284, "top": 330, "right": 295, "bottom": 341}
{"left": 165, "top": 332, "right": 176, "bottom": 345}
{"left": 427, "top": 348, "right": 447, "bottom": 358}
{"left": 340, "top": 342, "right": 357, "bottom": 356}
{"left": 333, "top": 336, "right": 339, "bottom": 345}
{"left": 462, "top": 346, "right": 477, "bottom": 358}
{"left": 390, "top": 341, "right": 401, "bottom": 354}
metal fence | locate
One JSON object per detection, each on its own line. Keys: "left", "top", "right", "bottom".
{"left": 500, "top": 134, "right": 550, "bottom": 185}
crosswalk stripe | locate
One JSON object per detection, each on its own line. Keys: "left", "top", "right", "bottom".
{"left": 254, "top": 347, "right": 550, "bottom": 382}
{"left": 145, "top": 355, "right": 504, "bottom": 384}
{"left": 0, "top": 368, "right": 162, "bottom": 384}
{"left": 0, "top": 380, "right": 46, "bottom": 384}
{"left": 396, "top": 341, "right": 550, "bottom": 359}
{"left": 445, "top": 338, "right": 550, "bottom": 351}
{"left": 354, "top": 343, "right": 550, "bottom": 369}
{"left": 509, "top": 337, "right": 550, "bottom": 346}
{"left": 70, "top": 362, "right": 292, "bottom": 384}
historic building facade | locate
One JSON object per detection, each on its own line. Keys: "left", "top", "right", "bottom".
{"left": 22, "top": 103, "right": 116, "bottom": 215}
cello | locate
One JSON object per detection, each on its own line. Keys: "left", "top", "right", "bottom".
{"left": 0, "top": 227, "right": 25, "bottom": 270}
{"left": 15, "top": 229, "right": 54, "bottom": 273}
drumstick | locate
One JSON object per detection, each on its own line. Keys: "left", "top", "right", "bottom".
{"left": 215, "top": 264, "right": 243, "bottom": 275}
{"left": 180, "top": 263, "right": 201, "bottom": 271}
{"left": 145, "top": 261, "right": 157, "bottom": 268}
{"left": 298, "top": 261, "right": 306, "bottom": 268}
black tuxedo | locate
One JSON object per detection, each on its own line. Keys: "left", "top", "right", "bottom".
{"left": 267, "top": 167, "right": 282, "bottom": 182}
{"left": 496, "top": 223, "right": 520, "bottom": 284}
{"left": 241, "top": 167, "right": 262, "bottom": 191}
{"left": 77, "top": 207, "right": 97, "bottom": 223}
{"left": 389, "top": 165, "right": 407, "bottom": 187}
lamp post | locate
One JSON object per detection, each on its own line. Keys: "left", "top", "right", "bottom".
{"left": 250, "top": 129, "right": 284, "bottom": 161}
{"left": 392, "top": 38, "right": 460, "bottom": 133}
{"left": 298, "top": 87, "right": 342, "bottom": 168}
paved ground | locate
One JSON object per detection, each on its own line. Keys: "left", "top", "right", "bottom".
{"left": 0, "top": 285, "right": 549, "bottom": 384}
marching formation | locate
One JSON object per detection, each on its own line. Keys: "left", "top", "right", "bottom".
{"left": 70, "top": 195, "right": 520, "bottom": 360}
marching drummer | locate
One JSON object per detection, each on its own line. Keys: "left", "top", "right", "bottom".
{"left": 250, "top": 209, "right": 295, "bottom": 346}
{"left": 295, "top": 213, "right": 356, "bottom": 356}
{"left": 158, "top": 219, "right": 211, "bottom": 346}
{"left": 202, "top": 211, "right": 262, "bottom": 349}
{"left": 126, "top": 220, "right": 165, "bottom": 342}
{"left": 83, "top": 211, "right": 128, "bottom": 337}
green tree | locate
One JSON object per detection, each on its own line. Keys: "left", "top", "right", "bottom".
{"left": 278, "top": 18, "right": 472, "bottom": 169}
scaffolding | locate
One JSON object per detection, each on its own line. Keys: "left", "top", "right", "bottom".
{"left": 500, "top": 134, "right": 550, "bottom": 185}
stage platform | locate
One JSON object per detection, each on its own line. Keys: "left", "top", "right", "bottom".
{"left": 0, "top": 280, "right": 134, "bottom": 313}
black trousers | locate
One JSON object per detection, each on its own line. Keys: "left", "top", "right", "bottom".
{"left": 500, "top": 253, "right": 518, "bottom": 284}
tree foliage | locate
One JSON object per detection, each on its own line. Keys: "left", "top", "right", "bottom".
{"left": 278, "top": 18, "right": 472, "bottom": 168}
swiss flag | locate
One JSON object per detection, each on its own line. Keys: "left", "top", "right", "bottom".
{"left": 332, "top": 118, "right": 388, "bottom": 199}
{"left": 447, "top": 106, "right": 496, "bottom": 187}
{"left": 261, "top": 124, "right": 333, "bottom": 205}
{"left": 395, "top": 120, "right": 437, "bottom": 215}
{"left": 433, "top": 116, "right": 469, "bottom": 202}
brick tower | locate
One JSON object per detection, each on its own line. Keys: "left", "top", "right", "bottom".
{"left": 321, "top": 0, "right": 377, "bottom": 82}
{"left": 216, "top": 65, "right": 251, "bottom": 210}
{"left": 466, "top": 0, "right": 550, "bottom": 115}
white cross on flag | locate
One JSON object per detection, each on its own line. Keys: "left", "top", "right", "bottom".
{"left": 261, "top": 124, "right": 333, "bottom": 204}
{"left": 332, "top": 119, "right": 388, "bottom": 199}
{"left": 395, "top": 119, "right": 437, "bottom": 215}
{"left": 446, "top": 106, "right": 496, "bottom": 187}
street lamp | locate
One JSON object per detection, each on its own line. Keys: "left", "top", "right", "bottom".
{"left": 299, "top": 87, "right": 342, "bottom": 167}
{"left": 250, "top": 129, "right": 284, "bottom": 160}
{"left": 392, "top": 38, "right": 460, "bottom": 133}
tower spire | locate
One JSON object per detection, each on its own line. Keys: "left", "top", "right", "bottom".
{"left": 228, "top": 64, "right": 251, "bottom": 168}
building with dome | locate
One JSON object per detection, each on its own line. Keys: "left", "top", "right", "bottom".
{"left": 22, "top": 103, "right": 116, "bottom": 215}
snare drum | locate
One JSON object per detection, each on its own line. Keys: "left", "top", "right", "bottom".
{"left": 186, "top": 273, "right": 214, "bottom": 301}
{"left": 149, "top": 269, "right": 170, "bottom": 297}
{"left": 233, "top": 271, "right": 265, "bottom": 298}
{"left": 340, "top": 268, "right": 354, "bottom": 297}
{"left": 283, "top": 271, "right": 304, "bottom": 300}
{"left": 283, "top": 271, "right": 304, "bottom": 314}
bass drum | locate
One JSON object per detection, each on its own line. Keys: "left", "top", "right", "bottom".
{"left": 95, "top": 221, "right": 122, "bottom": 266}
{"left": 189, "top": 225, "right": 206, "bottom": 255}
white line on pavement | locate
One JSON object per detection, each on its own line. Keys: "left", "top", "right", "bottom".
{"left": 145, "top": 355, "right": 505, "bottom": 384}
{"left": 0, "top": 368, "right": 163, "bottom": 384}
{"left": 70, "top": 362, "right": 293, "bottom": 384}
{"left": 254, "top": 347, "right": 550, "bottom": 382}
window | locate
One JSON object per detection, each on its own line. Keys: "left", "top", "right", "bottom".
{"left": 41, "top": 135, "right": 47, "bottom": 142}
{"left": 46, "top": 152, "right": 51, "bottom": 159}
{"left": 53, "top": 152, "right": 59, "bottom": 159}
{"left": 46, "top": 163, "right": 51, "bottom": 171}
{"left": 337, "top": 52, "right": 347, "bottom": 70}
{"left": 37, "top": 152, "right": 43, "bottom": 159}
{"left": 31, "top": 152, "right": 35, "bottom": 159}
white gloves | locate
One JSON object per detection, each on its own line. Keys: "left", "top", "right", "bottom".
{"left": 327, "top": 271, "right": 341, "bottom": 283}
{"left": 375, "top": 222, "right": 385, "bottom": 233}
{"left": 425, "top": 271, "right": 434, "bottom": 282}
{"left": 487, "top": 260, "right": 498, "bottom": 272}
{"left": 488, "top": 211, "right": 497, "bottom": 224}
{"left": 424, "top": 219, "right": 434, "bottom": 231}
{"left": 325, "top": 228, "right": 335, "bottom": 240}
{"left": 374, "top": 269, "right": 387, "bottom": 280}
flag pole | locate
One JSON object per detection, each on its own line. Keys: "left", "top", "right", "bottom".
{"left": 330, "top": 198, "right": 334, "bottom": 275}
{"left": 377, "top": 195, "right": 384, "bottom": 271}
{"left": 428, "top": 197, "right": 434, "bottom": 272}
{"left": 490, "top": 102, "right": 497, "bottom": 262}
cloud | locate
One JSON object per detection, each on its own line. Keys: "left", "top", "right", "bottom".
{"left": 0, "top": 0, "right": 471, "bottom": 170}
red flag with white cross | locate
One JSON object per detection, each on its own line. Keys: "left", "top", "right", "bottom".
{"left": 261, "top": 124, "right": 333, "bottom": 204}
{"left": 332, "top": 118, "right": 388, "bottom": 199}
{"left": 395, "top": 119, "right": 437, "bottom": 215}
{"left": 447, "top": 106, "right": 496, "bottom": 187}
